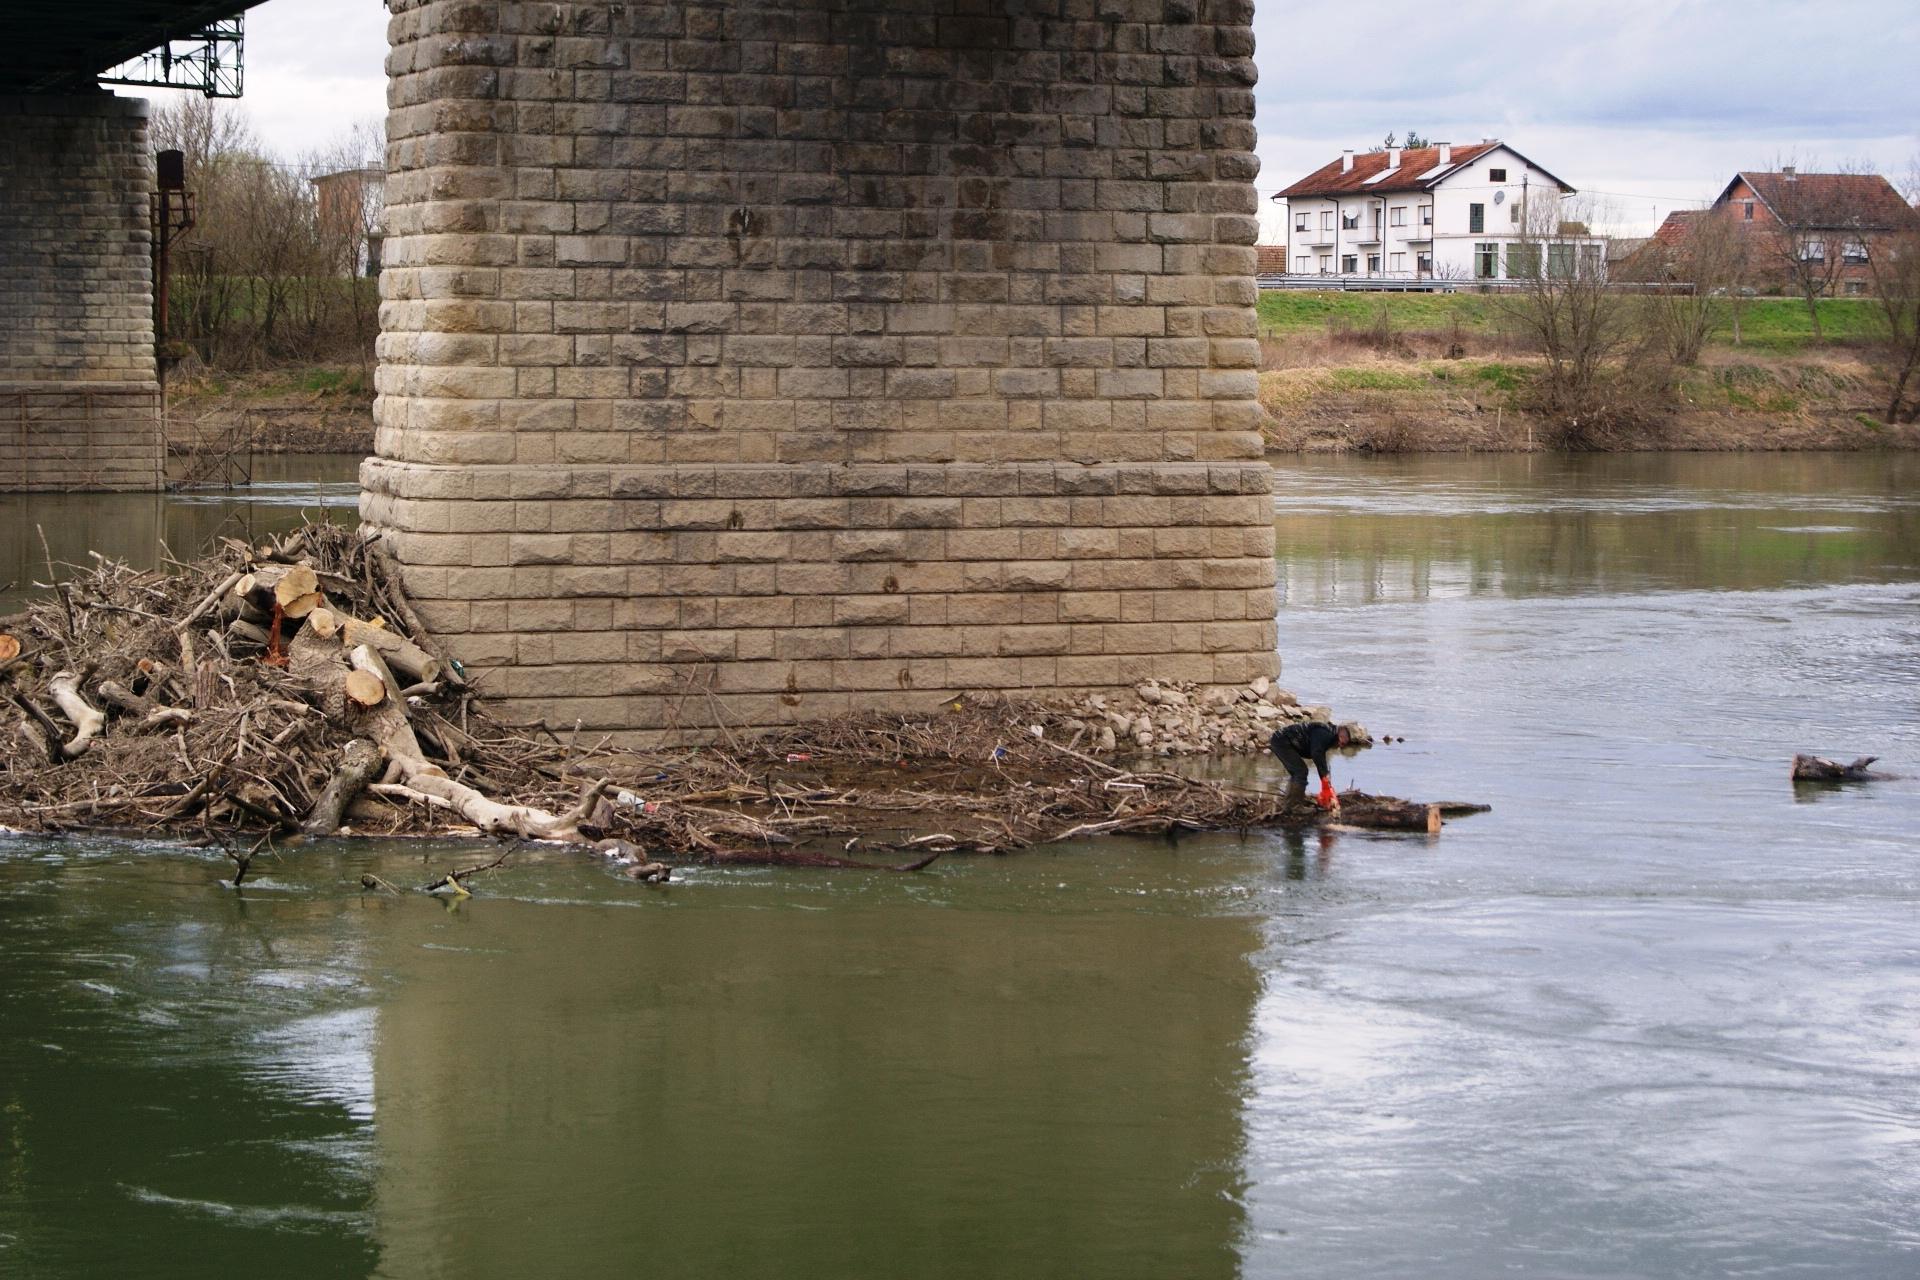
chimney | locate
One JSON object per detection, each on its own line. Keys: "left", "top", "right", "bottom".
{"left": 1782, "top": 165, "right": 1797, "bottom": 181}
{"left": 1437, "top": 142, "right": 1451, "bottom": 165}
{"left": 1341, "top": 149, "right": 1354, "bottom": 174}
{"left": 1387, "top": 146, "right": 1402, "bottom": 168}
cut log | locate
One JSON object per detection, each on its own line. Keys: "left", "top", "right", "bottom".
{"left": 233, "top": 563, "right": 314, "bottom": 613}
{"left": 280, "top": 591, "right": 325, "bottom": 620}
{"left": 344, "top": 669, "right": 387, "bottom": 708}
{"left": 1335, "top": 795, "right": 1442, "bottom": 833}
{"left": 1791, "top": 753, "right": 1889, "bottom": 782}
{"left": 228, "top": 618, "right": 271, "bottom": 648}
{"left": 305, "top": 606, "right": 339, "bottom": 639}
{"left": 46, "top": 671, "right": 106, "bottom": 759}
{"left": 1434, "top": 801, "right": 1493, "bottom": 817}
{"left": 343, "top": 643, "right": 424, "bottom": 764}
{"left": 0, "top": 633, "right": 19, "bottom": 665}
{"left": 302, "top": 738, "right": 383, "bottom": 836}
{"left": 272, "top": 564, "right": 318, "bottom": 608}
{"left": 339, "top": 616, "right": 439, "bottom": 685}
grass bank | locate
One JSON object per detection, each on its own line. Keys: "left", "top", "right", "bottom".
{"left": 1256, "top": 291, "right": 1887, "bottom": 353}
{"left": 1258, "top": 290, "right": 1917, "bottom": 453}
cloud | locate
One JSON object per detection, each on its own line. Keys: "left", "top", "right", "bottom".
{"left": 120, "top": 0, "right": 1918, "bottom": 237}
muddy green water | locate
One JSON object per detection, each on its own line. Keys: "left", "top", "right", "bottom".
{"left": 4, "top": 452, "right": 1919, "bottom": 1278}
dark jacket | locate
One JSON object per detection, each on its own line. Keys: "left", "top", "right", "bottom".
{"left": 1271, "top": 720, "right": 1341, "bottom": 778}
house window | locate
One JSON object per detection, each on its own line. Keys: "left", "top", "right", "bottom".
{"left": 1366, "top": 253, "right": 1381, "bottom": 273}
{"left": 1390, "top": 252, "right": 1406, "bottom": 272}
{"left": 1475, "top": 243, "right": 1498, "bottom": 278}
{"left": 1846, "top": 280, "right": 1867, "bottom": 296}
{"left": 1294, "top": 212, "right": 1308, "bottom": 232}
{"left": 1742, "top": 201, "right": 1754, "bottom": 221}
{"left": 1417, "top": 251, "right": 1433, "bottom": 275}
{"left": 1419, "top": 205, "right": 1432, "bottom": 226}
{"left": 1319, "top": 254, "right": 1333, "bottom": 272}
{"left": 1801, "top": 238, "right": 1825, "bottom": 263}
{"left": 1488, "top": 168, "right": 1507, "bottom": 182}
{"left": 1507, "top": 243, "right": 1541, "bottom": 278}
{"left": 1510, "top": 202, "right": 1522, "bottom": 225}
{"left": 1321, "top": 210, "right": 1334, "bottom": 231}
{"left": 1341, "top": 254, "right": 1358, "bottom": 273}
{"left": 1469, "top": 203, "right": 1485, "bottom": 233}
{"left": 1294, "top": 255, "right": 1309, "bottom": 272}
{"left": 1582, "top": 244, "right": 1603, "bottom": 277}
{"left": 1843, "top": 239, "right": 1868, "bottom": 264}
{"left": 1548, "top": 244, "right": 1575, "bottom": 279}
{"left": 1390, "top": 206, "right": 1406, "bottom": 226}
{"left": 1341, "top": 211, "right": 1361, "bottom": 230}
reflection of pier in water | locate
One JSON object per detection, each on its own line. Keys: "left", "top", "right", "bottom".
{"left": 365, "top": 863, "right": 1266, "bottom": 1279}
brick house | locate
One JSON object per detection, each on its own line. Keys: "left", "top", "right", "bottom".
{"left": 1711, "top": 169, "right": 1919, "bottom": 295}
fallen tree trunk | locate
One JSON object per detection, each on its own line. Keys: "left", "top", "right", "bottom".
{"left": 1791, "top": 754, "right": 1888, "bottom": 782}
{"left": 388, "top": 754, "right": 608, "bottom": 840}
{"left": 303, "top": 738, "right": 383, "bottom": 836}
{"left": 46, "top": 672, "right": 106, "bottom": 759}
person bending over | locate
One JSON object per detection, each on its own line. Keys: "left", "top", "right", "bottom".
{"left": 1269, "top": 720, "right": 1350, "bottom": 808}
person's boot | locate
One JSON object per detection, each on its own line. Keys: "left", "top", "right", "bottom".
{"left": 1283, "top": 775, "right": 1307, "bottom": 808}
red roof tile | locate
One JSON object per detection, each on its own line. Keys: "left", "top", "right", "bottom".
{"left": 1274, "top": 142, "right": 1509, "bottom": 199}
{"left": 1650, "top": 209, "right": 1703, "bottom": 247}
{"left": 1725, "top": 172, "right": 1919, "bottom": 232}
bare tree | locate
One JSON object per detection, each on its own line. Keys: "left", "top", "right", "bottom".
{"left": 1756, "top": 162, "right": 1866, "bottom": 341}
{"left": 1494, "top": 196, "right": 1653, "bottom": 441}
{"left": 1641, "top": 208, "right": 1751, "bottom": 365}
{"left": 1864, "top": 160, "right": 1920, "bottom": 422}
{"left": 148, "top": 98, "right": 382, "bottom": 370}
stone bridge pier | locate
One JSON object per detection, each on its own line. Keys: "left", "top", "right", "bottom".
{"left": 0, "top": 95, "right": 163, "bottom": 491}
{"left": 363, "top": 0, "right": 1278, "bottom": 740}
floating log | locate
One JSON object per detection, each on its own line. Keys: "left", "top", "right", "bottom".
{"left": 1434, "top": 801, "right": 1493, "bottom": 817}
{"left": 1335, "top": 795, "right": 1442, "bottom": 833}
{"left": 303, "top": 738, "right": 383, "bottom": 836}
{"left": 1791, "top": 754, "right": 1889, "bottom": 782}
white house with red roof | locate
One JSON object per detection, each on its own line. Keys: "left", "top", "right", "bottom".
{"left": 1272, "top": 141, "right": 1604, "bottom": 284}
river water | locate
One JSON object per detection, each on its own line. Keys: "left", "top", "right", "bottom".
{"left": 2, "top": 452, "right": 1917, "bottom": 1278}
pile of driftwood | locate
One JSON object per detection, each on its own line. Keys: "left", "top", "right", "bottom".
{"left": 1, "top": 524, "right": 1479, "bottom": 875}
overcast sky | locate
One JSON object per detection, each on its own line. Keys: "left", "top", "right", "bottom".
{"left": 130, "top": 0, "right": 1918, "bottom": 237}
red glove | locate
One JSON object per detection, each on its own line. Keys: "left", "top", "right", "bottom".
{"left": 1316, "top": 777, "right": 1337, "bottom": 808}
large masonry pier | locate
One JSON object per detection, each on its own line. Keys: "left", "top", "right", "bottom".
{"left": 0, "top": 95, "right": 163, "bottom": 491}
{"left": 363, "top": 0, "right": 1278, "bottom": 739}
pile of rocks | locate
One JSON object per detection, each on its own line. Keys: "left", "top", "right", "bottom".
{"left": 1041, "top": 678, "right": 1368, "bottom": 758}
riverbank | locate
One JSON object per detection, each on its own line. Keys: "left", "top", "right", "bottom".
{"left": 1261, "top": 347, "right": 1920, "bottom": 454}
{"left": 167, "top": 366, "right": 375, "bottom": 455}
{"left": 1257, "top": 289, "right": 1920, "bottom": 454}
